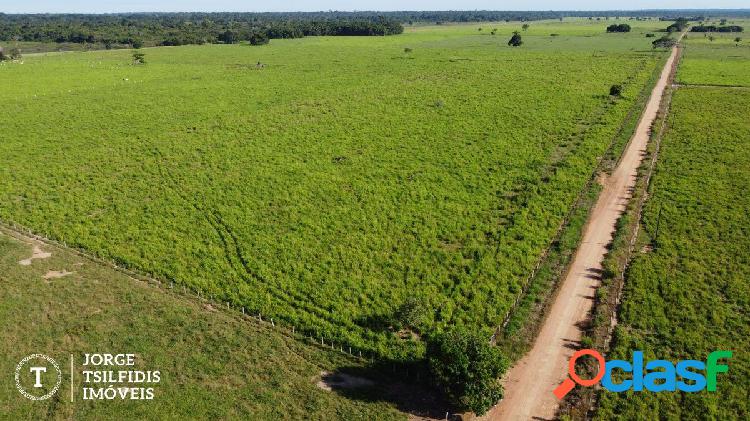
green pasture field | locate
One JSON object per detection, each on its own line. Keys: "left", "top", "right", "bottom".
{"left": 0, "top": 21, "right": 669, "bottom": 359}
{"left": 0, "top": 230, "right": 403, "bottom": 419}
{"left": 678, "top": 25, "right": 750, "bottom": 87}
{"left": 596, "top": 87, "right": 750, "bottom": 419}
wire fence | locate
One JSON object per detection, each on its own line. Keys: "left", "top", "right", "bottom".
{"left": 488, "top": 56, "right": 664, "bottom": 344}
{"left": 0, "top": 219, "right": 376, "bottom": 365}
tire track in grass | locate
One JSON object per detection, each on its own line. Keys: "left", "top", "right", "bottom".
{"left": 149, "top": 145, "right": 361, "bottom": 342}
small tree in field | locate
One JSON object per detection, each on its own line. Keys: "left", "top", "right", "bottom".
{"left": 652, "top": 36, "right": 676, "bottom": 49}
{"left": 132, "top": 51, "right": 146, "bottom": 65}
{"left": 508, "top": 31, "right": 523, "bottom": 47}
{"left": 609, "top": 84, "right": 623, "bottom": 97}
{"left": 734, "top": 37, "right": 742, "bottom": 46}
{"left": 522, "top": 23, "right": 530, "bottom": 31}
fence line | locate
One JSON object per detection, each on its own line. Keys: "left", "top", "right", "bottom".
{"left": 603, "top": 45, "right": 682, "bottom": 349}
{"left": 0, "top": 219, "right": 374, "bottom": 365}
{"left": 488, "top": 61, "right": 660, "bottom": 343}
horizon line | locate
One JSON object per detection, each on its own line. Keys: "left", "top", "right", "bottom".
{"left": 2, "top": 8, "right": 749, "bottom": 15}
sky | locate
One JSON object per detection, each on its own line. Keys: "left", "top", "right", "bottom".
{"left": 1, "top": 1, "right": 748, "bottom": 14}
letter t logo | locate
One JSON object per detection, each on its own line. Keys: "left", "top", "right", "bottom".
{"left": 30, "top": 367, "right": 47, "bottom": 388}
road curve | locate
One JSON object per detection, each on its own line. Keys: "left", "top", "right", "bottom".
{"left": 483, "top": 42, "right": 682, "bottom": 420}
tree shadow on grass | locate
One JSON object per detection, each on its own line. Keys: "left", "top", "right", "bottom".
{"left": 320, "top": 359, "right": 453, "bottom": 419}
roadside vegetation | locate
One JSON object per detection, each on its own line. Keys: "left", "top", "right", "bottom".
{"left": 595, "top": 85, "right": 750, "bottom": 421}
{"left": 557, "top": 23, "right": 750, "bottom": 419}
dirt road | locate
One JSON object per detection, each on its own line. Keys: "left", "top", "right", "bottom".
{"left": 483, "top": 43, "right": 682, "bottom": 420}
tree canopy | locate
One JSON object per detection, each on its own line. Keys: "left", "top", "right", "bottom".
{"left": 0, "top": 14, "right": 404, "bottom": 48}
{"left": 691, "top": 25, "right": 744, "bottom": 33}
{"left": 426, "top": 327, "right": 508, "bottom": 415}
{"left": 508, "top": 31, "right": 523, "bottom": 47}
{"left": 606, "top": 24, "right": 631, "bottom": 33}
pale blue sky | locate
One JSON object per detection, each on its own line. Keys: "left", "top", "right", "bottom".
{"left": 1, "top": 1, "right": 748, "bottom": 14}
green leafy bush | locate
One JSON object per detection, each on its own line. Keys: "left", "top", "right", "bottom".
{"left": 508, "top": 31, "right": 523, "bottom": 46}
{"left": 427, "top": 327, "right": 508, "bottom": 415}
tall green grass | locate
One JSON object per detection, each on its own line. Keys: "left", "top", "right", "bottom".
{"left": 0, "top": 22, "right": 668, "bottom": 358}
{"left": 596, "top": 87, "right": 750, "bottom": 419}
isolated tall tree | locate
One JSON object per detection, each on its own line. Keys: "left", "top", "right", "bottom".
{"left": 508, "top": 31, "right": 523, "bottom": 47}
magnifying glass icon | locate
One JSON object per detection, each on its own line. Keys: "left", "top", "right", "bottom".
{"left": 553, "top": 349, "right": 606, "bottom": 399}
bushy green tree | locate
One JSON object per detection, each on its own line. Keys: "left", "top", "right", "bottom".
{"left": 426, "top": 327, "right": 508, "bottom": 415}
{"left": 132, "top": 51, "right": 146, "bottom": 64}
{"left": 652, "top": 36, "right": 676, "bottom": 49}
{"left": 606, "top": 23, "right": 631, "bottom": 33}
{"left": 508, "top": 31, "right": 523, "bottom": 47}
{"left": 609, "top": 84, "right": 623, "bottom": 97}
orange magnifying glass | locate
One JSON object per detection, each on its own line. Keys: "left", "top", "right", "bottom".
{"left": 553, "top": 349, "right": 606, "bottom": 399}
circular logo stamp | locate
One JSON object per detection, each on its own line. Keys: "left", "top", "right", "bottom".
{"left": 15, "top": 354, "right": 62, "bottom": 400}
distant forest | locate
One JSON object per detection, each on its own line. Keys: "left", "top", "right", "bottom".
{"left": 0, "top": 10, "right": 748, "bottom": 48}
{"left": 0, "top": 13, "right": 405, "bottom": 47}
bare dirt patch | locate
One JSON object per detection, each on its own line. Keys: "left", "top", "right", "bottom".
{"left": 43, "top": 270, "right": 73, "bottom": 280}
{"left": 18, "top": 244, "right": 52, "bottom": 266}
{"left": 316, "top": 371, "right": 374, "bottom": 392}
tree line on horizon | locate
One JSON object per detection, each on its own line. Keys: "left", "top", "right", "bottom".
{"left": 2, "top": 10, "right": 750, "bottom": 48}
{"left": 0, "top": 14, "right": 404, "bottom": 48}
